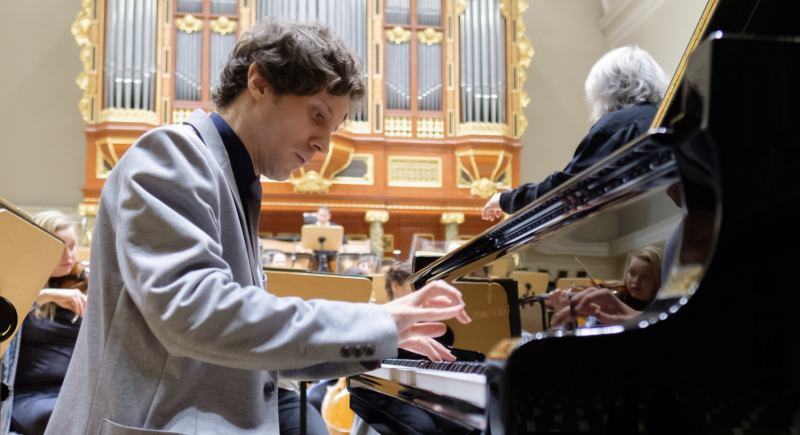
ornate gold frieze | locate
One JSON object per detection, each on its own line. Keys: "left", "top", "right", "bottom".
{"left": 418, "top": 28, "right": 443, "bottom": 46}
{"left": 72, "top": 0, "right": 98, "bottom": 123}
{"left": 291, "top": 170, "right": 332, "bottom": 194}
{"left": 458, "top": 122, "right": 508, "bottom": 136}
{"left": 417, "top": 118, "right": 444, "bottom": 138}
{"left": 98, "top": 108, "right": 159, "bottom": 125}
{"left": 176, "top": 14, "right": 203, "bottom": 33}
{"left": 210, "top": 16, "right": 237, "bottom": 35}
{"left": 171, "top": 108, "right": 194, "bottom": 124}
{"left": 262, "top": 201, "right": 482, "bottom": 212}
{"left": 388, "top": 157, "right": 443, "bottom": 188}
{"left": 78, "top": 202, "right": 99, "bottom": 216}
{"left": 440, "top": 212, "right": 465, "bottom": 225}
{"left": 470, "top": 178, "right": 498, "bottom": 198}
{"left": 343, "top": 120, "right": 371, "bottom": 134}
{"left": 385, "top": 117, "right": 412, "bottom": 137}
{"left": 95, "top": 137, "right": 137, "bottom": 178}
{"left": 364, "top": 210, "right": 390, "bottom": 223}
{"left": 386, "top": 26, "right": 411, "bottom": 44}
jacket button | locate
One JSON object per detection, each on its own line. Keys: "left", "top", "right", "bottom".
{"left": 365, "top": 343, "right": 376, "bottom": 356}
{"left": 353, "top": 344, "right": 363, "bottom": 357}
{"left": 340, "top": 345, "right": 351, "bottom": 358}
{"left": 263, "top": 381, "right": 275, "bottom": 397}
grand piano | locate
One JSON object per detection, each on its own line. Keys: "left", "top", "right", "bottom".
{"left": 348, "top": 1, "right": 800, "bottom": 433}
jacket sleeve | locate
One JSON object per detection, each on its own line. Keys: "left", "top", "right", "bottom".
{"left": 498, "top": 126, "right": 616, "bottom": 214}
{"left": 114, "top": 128, "right": 398, "bottom": 372}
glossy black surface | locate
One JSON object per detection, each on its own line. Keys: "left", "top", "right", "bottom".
{"left": 351, "top": 19, "right": 800, "bottom": 435}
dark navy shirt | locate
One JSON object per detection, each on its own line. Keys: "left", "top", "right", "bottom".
{"left": 208, "top": 113, "right": 262, "bottom": 231}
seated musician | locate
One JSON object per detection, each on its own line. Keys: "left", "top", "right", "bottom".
{"left": 550, "top": 246, "right": 664, "bottom": 327}
{"left": 8, "top": 211, "right": 88, "bottom": 435}
{"left": 482, "top": 46, "right": 668, "bottom": 220}
{"left": 271, "top": 252, "right": 287, "bottom": 267}
{"left": 385, "top": 261, "right": 413, "bottom": 301}
{"left": 314, "top": 205, "right": 336, "bottom": 227}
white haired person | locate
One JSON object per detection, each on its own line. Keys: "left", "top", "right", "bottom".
{"left": 483, "top": 46, "right": 668, "bottom": 220}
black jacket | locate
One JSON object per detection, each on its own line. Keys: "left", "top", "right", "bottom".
{"left": 499, "top": 103, "right": 658, "bottom": 214}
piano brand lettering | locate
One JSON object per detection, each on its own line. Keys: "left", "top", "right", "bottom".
{"left": 468, "top": 306, "right": 510, "bottom": 320}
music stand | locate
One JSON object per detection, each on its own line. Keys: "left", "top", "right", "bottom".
{"left": 300, "top": 225, "right": 343, "bottom": 272}
{"left": 0, "top": 202, "right": 64, "bottom": 401}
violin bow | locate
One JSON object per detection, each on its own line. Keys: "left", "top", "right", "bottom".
{"left": 573, "top": 255, "right": 601, "bottom": 288}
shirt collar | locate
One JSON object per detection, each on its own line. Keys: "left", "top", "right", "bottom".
{"left": 209, "top": 112, "right": 259, "bottom": 201}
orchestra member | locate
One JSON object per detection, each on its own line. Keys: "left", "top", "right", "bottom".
{"left": 45, "top": 17, "right": 469, "bottom": 435}
{"left": 8, "top": 211, "right": 88, "bottom": 435}
{"left": 315, "top": 205, "right": 334, "bottom": 227}
{"left": 271, "top": 252, "right": 287, "bottom": 267}
{"left": 550, "top": 246, "right": 664, "bottom": 327}
{"left": 385, "top": 261, "right": 413, "bottom": 301}
{"left": 483, "top": 46, "right": 668, "bottom": 220}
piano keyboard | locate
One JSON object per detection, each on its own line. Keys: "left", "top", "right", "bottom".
{"left": 365, "top": 359, "right": 487, "bottom": 408}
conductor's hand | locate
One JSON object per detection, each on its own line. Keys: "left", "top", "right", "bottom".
{"left": 482, "top": 193, "right": 504, "bottom": 221}
{"left": 37, "top": 289, "right": 87, "bottom": 318}
{"left": 383, "top": 280, "right": 471, "bottom": 362}
{"left": 550, "top": 287, "right": 639, "bottom": 327}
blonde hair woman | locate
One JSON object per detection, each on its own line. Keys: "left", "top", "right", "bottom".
{"left": 549, "top": 246, "right": 665, "bottom": 327}
{"left": 9, "top": 211, "right": 87, "bottom": 435}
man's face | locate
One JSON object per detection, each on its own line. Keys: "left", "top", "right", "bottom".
{"left": 249, "top": 85, "right": 350, "bottom": 182}
{"left": 316, "top": 208, "right": 331, "bottom": 226}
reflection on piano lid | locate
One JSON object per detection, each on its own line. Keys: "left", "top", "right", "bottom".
{"left": 350, "top": 1, "right": 800, "bottom": 433}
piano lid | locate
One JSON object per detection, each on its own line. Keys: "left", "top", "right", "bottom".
{"left": 654, "top": 0, "right": 800, "bottom": 127}
{"left": 408, "top": 0, "right": 800, "bottom": 286}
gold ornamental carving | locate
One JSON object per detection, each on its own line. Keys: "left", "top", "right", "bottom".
{"left": 458, "top": 122, "right": 508, "bottom": 136}
{"left": 518, "top": 36, "right": 535, "bottom": 69}
{"left": 291, "top": 170, "right": 332, "bottom": 194}
{"left": 457, "top": 0, "right": 467, "bottom": 15}
{"left": 440, "top": 213, "right": 465, "bottom": 225}
{"left": 471, "top": 178, "right": 498, "bottom": 198}
{"left": 520, "top": 91, "right": 530, "bottom": 108}
{"left": 78, "top": 202, "right": 99, "bottom": 216}
{"left": 176, "top": 14, "right": 203, "bottom": 33}
{"left": 418, "top": 28, "right": 443, "bottom": 46}
{"left": 98, "top": 108, "right": 159, "bottom": 125}
{"left": 388, "top": 157, "right": 443, "bottom": 188}
{"left": 210, "top": 16, "right": 237, "bottom": 35}
{"left": 72, "top": 0, "right": 96, "bottom": 123}
{"left": 364, "top": 210, "right": 390, "bottom": 224}
{"left": 386, "top": 26, "right": 411, "bottom": 44}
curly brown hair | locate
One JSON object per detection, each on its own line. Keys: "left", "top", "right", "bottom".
{"left": 211, "top": 17, "right": 365, "bottom": 118}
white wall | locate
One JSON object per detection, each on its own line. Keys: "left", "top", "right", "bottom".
{"left": 0, "top": 0, "right": 86, "bottom": 209}
{"left": 518, "top": 0, "right": 709, "bottom": 186}
{"left": 519, "top": 0, "right": 606, "bottom": 184}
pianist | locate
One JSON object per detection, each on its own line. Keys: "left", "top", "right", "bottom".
{"left": 44, "top": 17, "right": 469, "bottom": 435}
{"left": 483, "top": 45, "right": 668, "bottom": 220}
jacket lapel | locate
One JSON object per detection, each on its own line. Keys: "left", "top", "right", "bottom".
{"left": 183, "top": 110, "right": 261, "bottom": 286}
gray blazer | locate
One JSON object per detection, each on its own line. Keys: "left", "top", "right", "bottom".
{"left": 45, "top": 111, "right": 398, "bottom": 435}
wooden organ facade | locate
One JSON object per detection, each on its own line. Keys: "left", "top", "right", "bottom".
{"left": 72, "top": 0, "right": 534, "bottom": 257}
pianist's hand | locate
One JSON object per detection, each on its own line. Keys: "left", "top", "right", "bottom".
{"left": 383, "top": 280, "right": 471, "bottom": 361}
{"left": 550, "top": 287, "right": 640, "bottom": 327}
{"left": 482, "top": 193, "right": 504, "bottom": 221}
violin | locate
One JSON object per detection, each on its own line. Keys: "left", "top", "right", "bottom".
{"left": 48, "top": 261, "right": 90, "bottom": 293}
{"left": 320, "top": 377, "right": 354, "bottom": 434}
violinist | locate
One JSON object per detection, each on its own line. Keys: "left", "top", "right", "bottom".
{"left": 10, "top": 211, "right": 88, "bottom": 435}
{"left": 550, "top": 246, "right": 663, "bottom": 327}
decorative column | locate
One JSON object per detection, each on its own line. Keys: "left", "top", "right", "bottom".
{"left": 365, "top": 210, "right": 390, "bottom": 255}
{"left": 440, "top": 212, "right": 465, "bottom": 242}
{"left": 77, "top": 203, "right": 99, "bottom": 248}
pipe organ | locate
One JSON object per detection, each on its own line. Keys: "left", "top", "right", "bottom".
{"left": 73, "top": 0, "right": 533, "bottom": 257}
